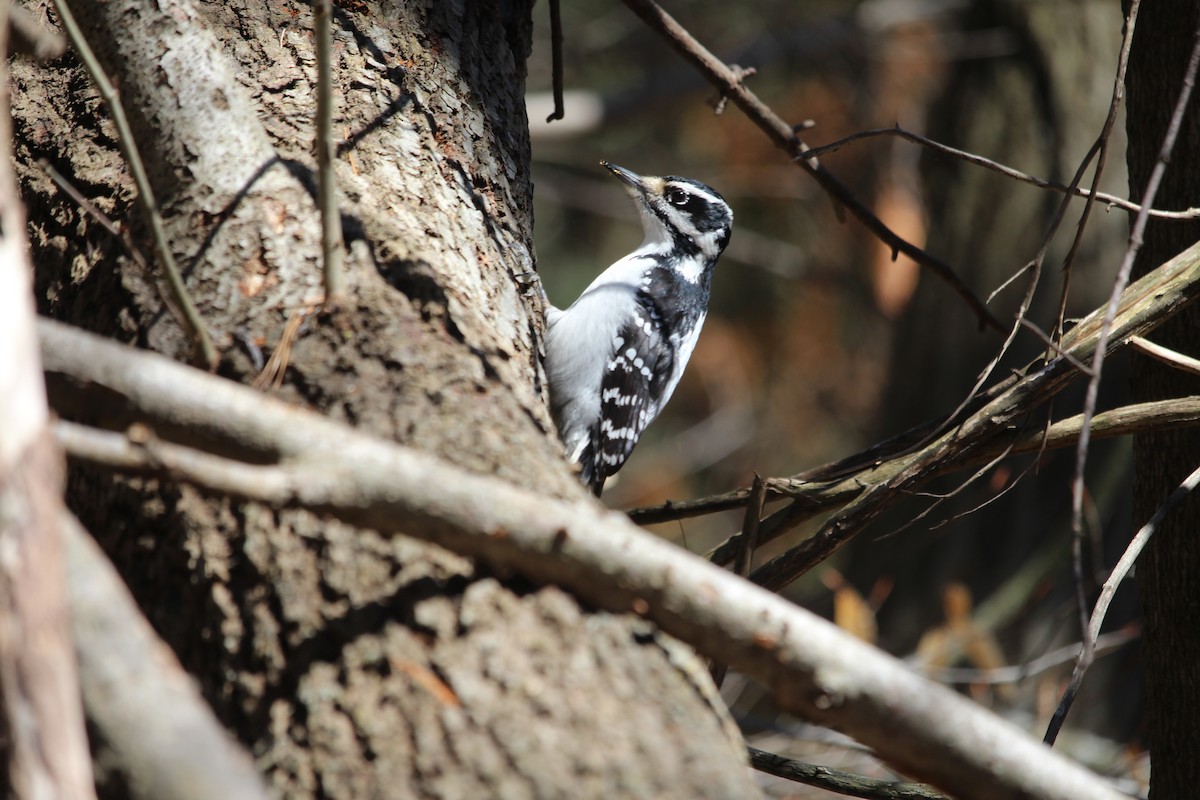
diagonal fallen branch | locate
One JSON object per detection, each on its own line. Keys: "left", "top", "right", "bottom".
{"left": 696, "top": 393, "right": 1200, "bottom": 569}
{"left": 40, "top": 319, "right": 1122, "bottom": 800}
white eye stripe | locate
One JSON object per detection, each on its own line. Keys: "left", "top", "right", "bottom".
{"left": 665, "top": 182, "right": 723, "bottom": 207}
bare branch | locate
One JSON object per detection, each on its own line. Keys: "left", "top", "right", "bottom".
{"left": 618, "top": 0, "right": 1005, "bottom": 334}
{"left": 1129, "top": 335, "right": 1200, "bottom": 377}
{"left": 750, "top": 238, "right": 1200, "bottom": 592}
{"left": 804, "top": 125, "right": 1200, "bottom": 221}
{"left": 1048, "top": 460, "right": 1200, "bottom": 744}
{"left": 39, "top": 319, "right": 1123, "bottom": 800}
{"left": 923, "top": 627, "right": 1137, "bottom": 687}
{"left": 748, "top": 746, "right": 950, "bottom": 800}
{"left": 711, "top": 473, "right": 766, "bottom": 686}
{"left": 632, "top": 393, "right": 1200, "bottom": 559}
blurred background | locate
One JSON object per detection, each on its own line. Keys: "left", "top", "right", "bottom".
{"left": 527, "top": 0, "right": 1144, "bottom": 794}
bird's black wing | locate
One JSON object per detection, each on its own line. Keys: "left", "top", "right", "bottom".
{"left": 580, "top": 295, "right": 676, "bottom": 495}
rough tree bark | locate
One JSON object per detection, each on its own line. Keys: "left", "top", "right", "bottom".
{"left": 12, "top": 0, "right": 756, "bottom": 796}
{"left": 1123, "top": 1, "right": 1200, "bottom": 796}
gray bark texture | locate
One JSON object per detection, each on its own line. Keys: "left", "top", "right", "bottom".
{"left": 1123, "top": 1, "right": 1200, "bottom": 796}
{"left": 12, "top": 0, "right": 757, "bottom": 797}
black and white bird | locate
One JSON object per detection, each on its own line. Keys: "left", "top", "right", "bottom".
{"left": 543, "top": 162, "right": 734, "bottom": 495}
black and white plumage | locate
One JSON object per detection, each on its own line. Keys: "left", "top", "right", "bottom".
{"left": 544, "top": 162, "right": 733, "bottom": 495}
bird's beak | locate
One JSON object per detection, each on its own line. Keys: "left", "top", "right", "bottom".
{"left": 601, "top": 161, "right": 643, "bottom": 189}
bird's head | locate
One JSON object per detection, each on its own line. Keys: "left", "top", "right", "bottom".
{"left": 601, "top": 161, "right": 733, "bottom": 262}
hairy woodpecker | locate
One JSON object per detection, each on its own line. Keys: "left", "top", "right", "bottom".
{"left": 543, "top": 162, "right": 733, "bottom": 495}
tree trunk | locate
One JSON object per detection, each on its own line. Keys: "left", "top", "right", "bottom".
{"left": 13, "top": 1, "right": 756, "bottom": 796}
{"left": 1123, "top": 2, "right": 1200, "bottom": 796}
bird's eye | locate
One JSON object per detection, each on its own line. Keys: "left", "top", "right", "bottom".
{"left": 667, "top": 189, "right": 689, "bottom": 207}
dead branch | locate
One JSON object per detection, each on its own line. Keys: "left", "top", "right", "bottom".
{"left": 632, "top": 392, "right": 1200, "bottom": 564}
{"left": 804, "top": 125, "right": 1200, "bottom": 220}
{"left": 707, "top": 394, "right": 1200, "bottom": 569}
{"left": 748, "top": 746, "right": 950, "bottom": 800}
{"left": 40, "top": 319, "right": 1124, "bottom": 800}
{"left": 747, "top": 237, "right": 1200, "bottom": 592}
{"left": 1057, "top": 6, "right": 1195, "bottom": 751}
{"left": 1049, "top": 461, "right": 1200, "bottom": 741}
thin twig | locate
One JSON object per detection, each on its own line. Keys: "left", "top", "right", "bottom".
{"left": 804, "top": 124, "right": 1200, "bottom": 221}
{"left": 40, "top": 158, "right": 149, "bottom": 268}
{"left": 923, "top": 626, "right": 1137, "bottom": 686}
{"left": 314, "top": 0, "right": 346, "bottom": 307}
{"left": 1062, "top": 4, "right": 1141, "bottom": 658}
{"left": 732, "top": 474, "right": 766, "bottom": 577}
{"left": 1053, "top": 0, "right": 1142, "bottom": 346}
{"left": 49, "top": 0, "right": 217, "bottom": 369}
{"left": 710, "top": 474, "right": 766, "bottom": 686}
{"left": 749, "top": 237, "right": 1200, "bottom": 593}
{"left": 1052, "top": 5, "right": 1200, "bottom": 751}
{"left": 41, "top": 160, "right": 119, "bottom": 238}
{"left": 1046, "top": 461, "right": 1200, "bottom": 744}
{"left": 1017, "top": 318, "right": 1093, "bottom": 374}
{"left": 253, "top": 302, "right": 317, "bottom": 391}
{"left": 545, "top": 0, "right": 564, "bottom": 122}
{"left": 1128, "top": 335, "right": 1200, "bottom": 377}
{"left": 619, "top": 0, "right": 1005, "bottom": 334}
{"left": 747, "top": 747, "right": 950, "bottom": 800}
